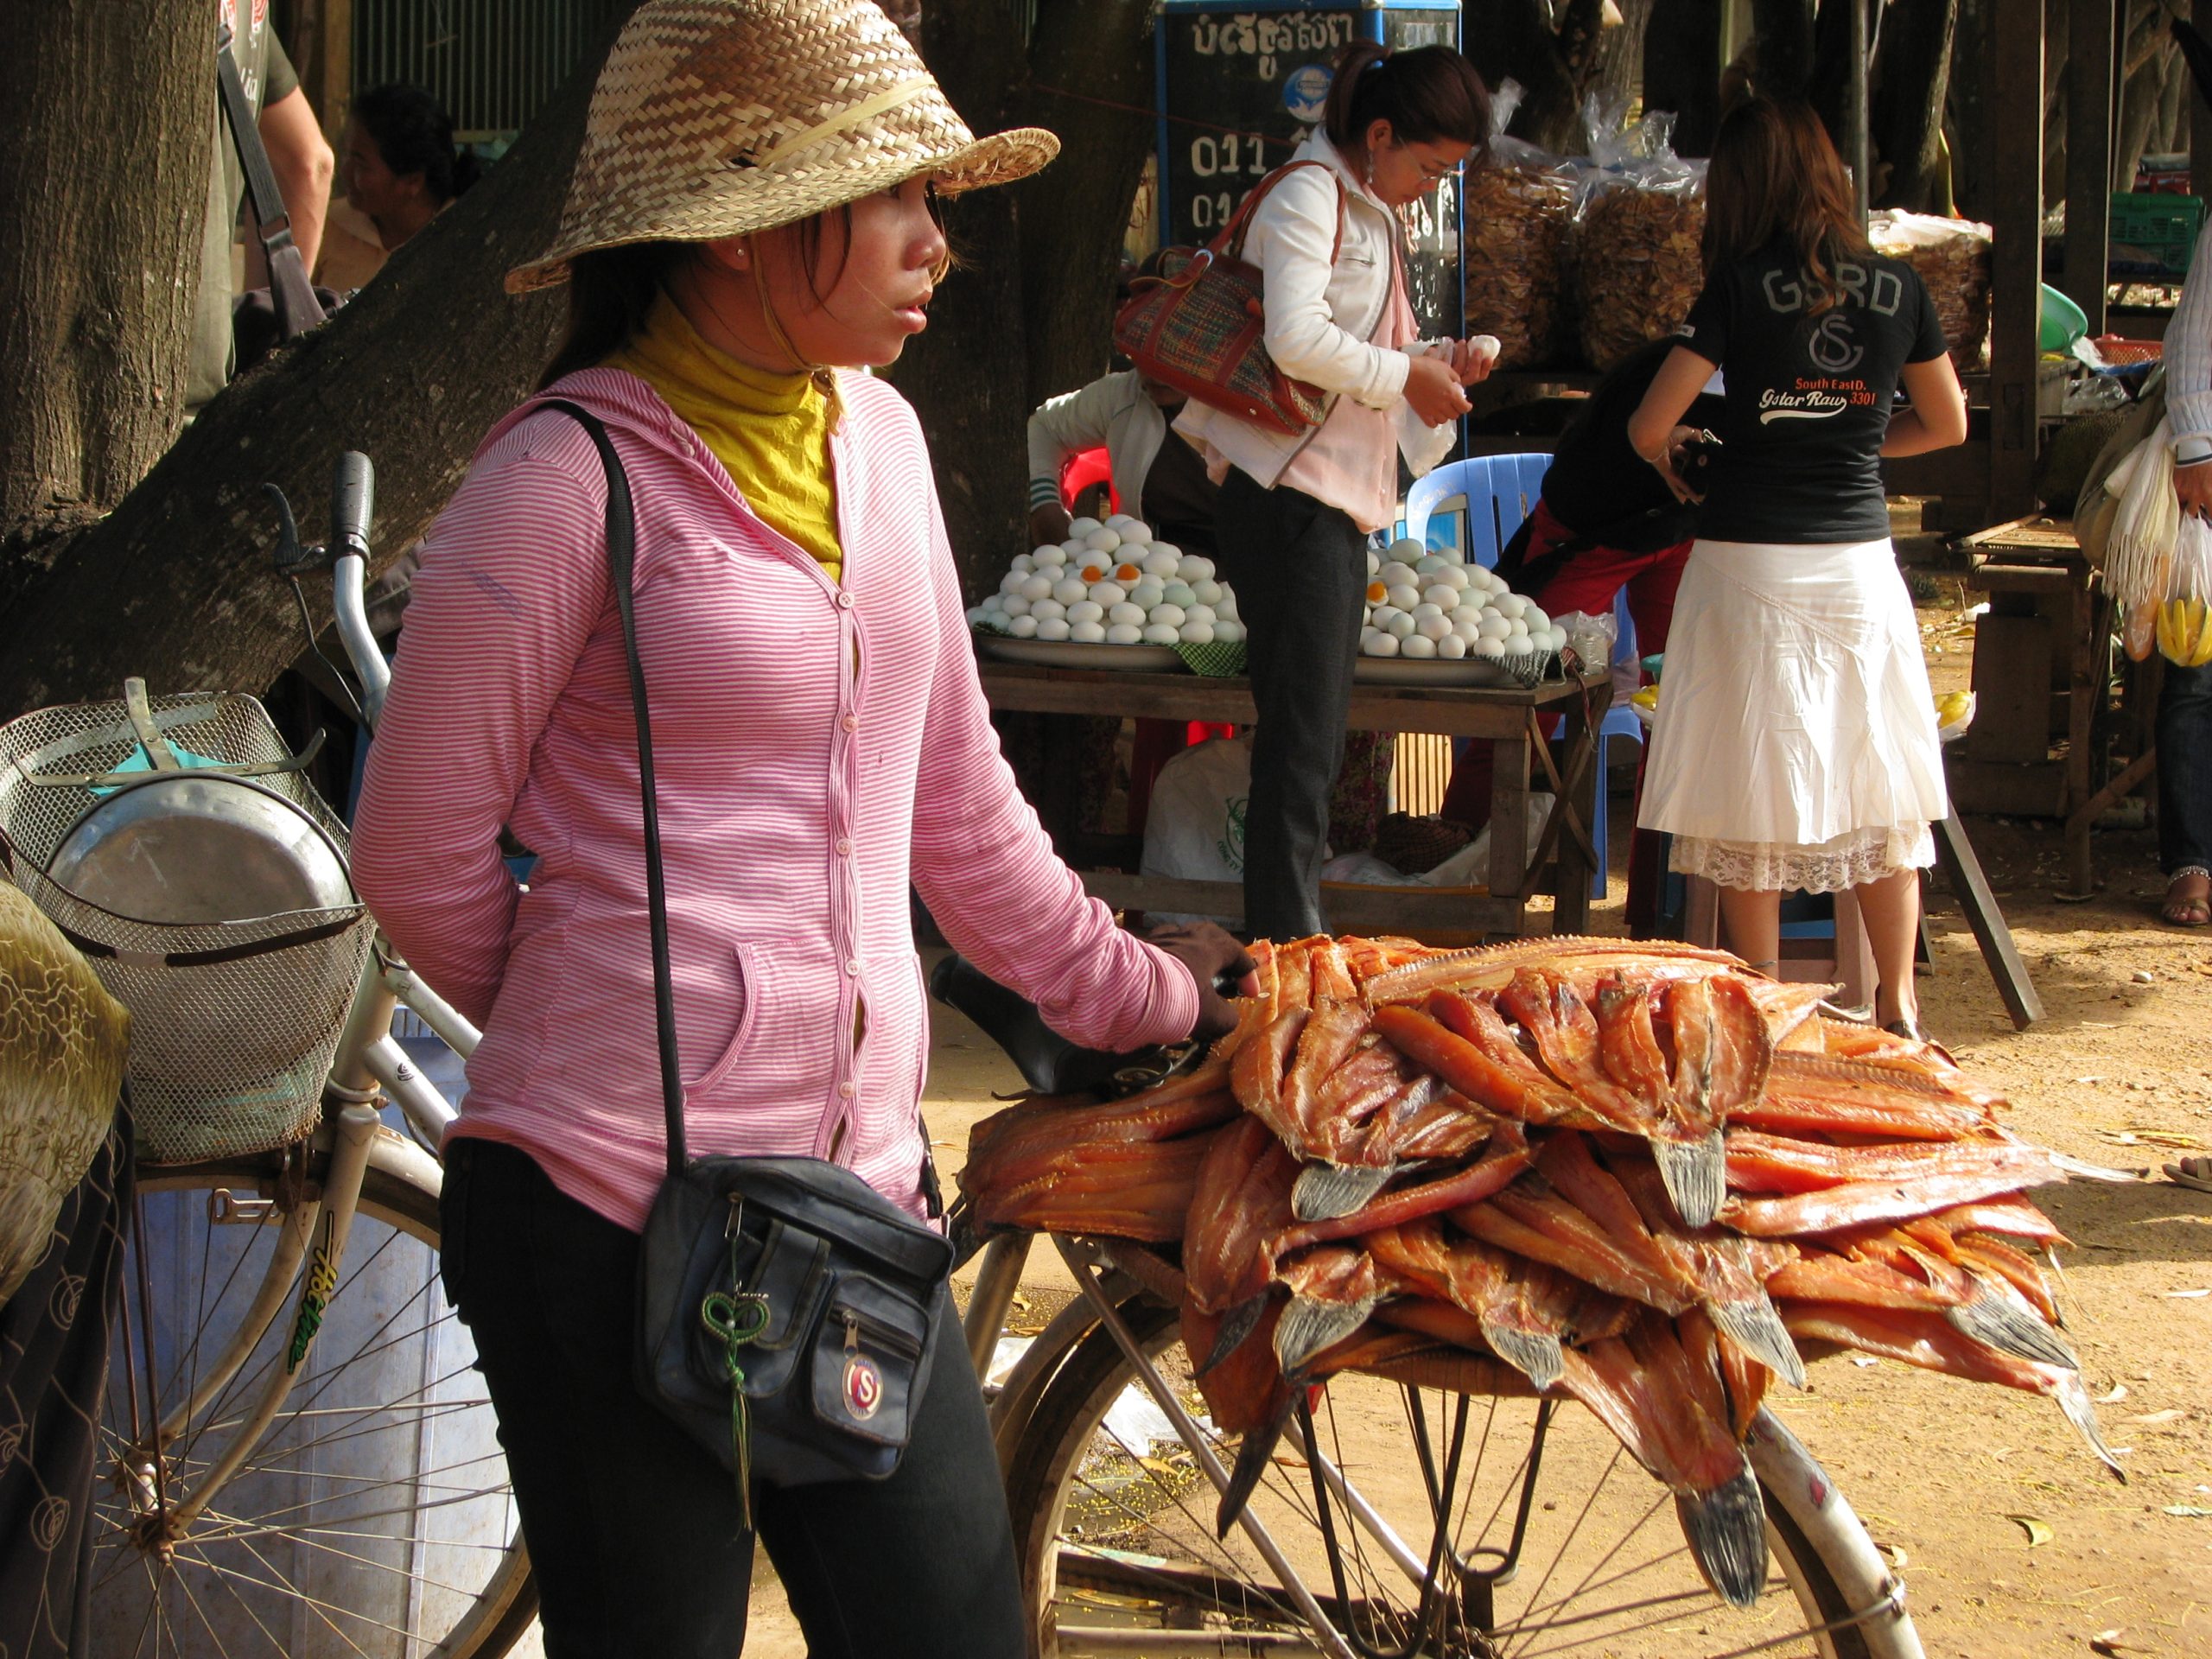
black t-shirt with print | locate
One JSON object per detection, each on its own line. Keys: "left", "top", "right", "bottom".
{"left": 1675, "top": 244, "right": 1948, "bottom": 544}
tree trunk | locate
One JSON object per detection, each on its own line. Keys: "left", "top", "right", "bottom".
{"left": 1948, "top": 0, "right": 1993, "bottom": 221}
{"left": 0, "top": 14, "right": 608, "bottom": 715}
{"left": 0, "top": 3, "right": 209, "bottom": 554}
{"left": 1592, "top": 0, "right": 1656, "bottom": 113}
{"left": 1871, "top": 0, "right": 1959, "bottom": 210}
{"left": 1643, "top": 0, "right": 1725, "bottom": 156}
{"left": 1752, "top": 0, "right": 1819, "bottom": 99}
{"left": 1463, "top": 0, "right": 1599, "bottom": 153}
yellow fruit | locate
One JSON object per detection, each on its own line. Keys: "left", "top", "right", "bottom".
{"left": 2158, "top": 599, "right": 2181, "bottom": 664}
{"left": 2194, "top": 599, "right": 2212, "bottom": 666}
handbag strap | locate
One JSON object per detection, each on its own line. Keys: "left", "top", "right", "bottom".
{"left": 539, "top": 400, "right": 689, "bottom": 1177}
{"left": 1220, "top": 159, "right": 1345, "bottom": 267}
{"left": 214, "top": 24, "right": 327, "bottom": 340}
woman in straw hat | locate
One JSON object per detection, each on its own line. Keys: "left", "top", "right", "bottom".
{"left": 352, "top": 3, "right": 1249, "bottom": 1650}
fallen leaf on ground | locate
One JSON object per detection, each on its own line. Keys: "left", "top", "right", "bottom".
{"left": 2098, "top": 1382, "right": 2130, "bottom": 1403}
{"left": 2006, "top": 1514, "right": 2054, "bottom": 1547}
{"left": 2163, "top": 1288, "right": 2211, "bottom": 1299}
{"left": 2125, "top": 1408, "right": 2183, "bottom": 1425}
{"left": 2161, "top": 1504, "right": 2212, "bottom": 1517}
{"left": 2091, "top": 1629, "right": 2140, "bottom": 1656}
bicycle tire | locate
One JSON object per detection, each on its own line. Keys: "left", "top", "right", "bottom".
{"left": 1003, "top": 1294, "right": 1906, "bottom": 1659}
{"left": 95, "top": 1135, "right": 537, "bottom": 1659}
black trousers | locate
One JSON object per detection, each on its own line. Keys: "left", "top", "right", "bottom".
{"left": 2158, "top": 656, "right": 2212, "bottom": 876}
{"left": 1212, "top": 467, "right": 1370, "bottom": 939}
{"left": 440, "top": 1140, "right": 1024, "bottom": 1659}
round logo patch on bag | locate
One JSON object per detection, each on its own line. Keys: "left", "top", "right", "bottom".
{"left": 843, "top": 1354, "right": 883, "bottom": 1421}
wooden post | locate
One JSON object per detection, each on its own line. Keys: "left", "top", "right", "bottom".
{"left": 2060, "top": 0, "right": 2114, "bottom": 334}
{"left": 1848, "top": 0, "right": 1870, "bottom": 226}
{"left": 1987, "top": 0, "right": 2045, "bottom": 521}
{"left": 2197, "top": 45, "right": 2212, "bottom": 201}
{"left": 321, "top": 0, "right": 353, "bottom": 143}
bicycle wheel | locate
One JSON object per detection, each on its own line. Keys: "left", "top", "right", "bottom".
{"left": 93, "top": 1135, "right": 537, "bottom": 1659}
{"left": 1003, "top": 1295, "right": 1916, "bottom": 1659}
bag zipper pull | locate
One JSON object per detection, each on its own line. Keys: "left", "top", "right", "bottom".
{"left": 701, "top": 1231, "right": 771, "bottom": 1529}
{"left": 843, "top": 1311, "right": 861, "bottom": 1357}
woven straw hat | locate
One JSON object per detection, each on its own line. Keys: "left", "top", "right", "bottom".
{"left": 507, "top": 0, "right": 1057, "bottom": 293}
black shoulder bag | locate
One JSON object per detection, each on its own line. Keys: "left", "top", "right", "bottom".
{"left": 539, "top": 401, "right": 954, "bottom": 1523}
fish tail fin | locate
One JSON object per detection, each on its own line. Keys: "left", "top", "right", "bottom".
{"left": 1479, "top": 1318, "right": 1566, "bottom": 1391}
{"left": 1945, "top": 1278, "right": 2079, "bottom": 1371}
{"left": 1198, "top": 1293, "right": 1274, "bottom": 1377}
{"left": 1675, "top": 1466, "right": 1770, "bottom": 1609}
{"left": 1707, "top": 1293, "right": 1808, "bottom": 1390}
{"left": 1651, "top": 1130, "right": 1726, "bottom": 1229}
{"left": 1274, "top": 1294, "right": 1377, "bottom": 1376}
{"left": 2052, "top": 1368, "right": 2127, "bottom": 1484}
{"left": 1217, "top": 1393, "right": 1296, "bottom": 1538}
{"left": 1291, "top": 1160, "right": 1395, "bottom": 1222}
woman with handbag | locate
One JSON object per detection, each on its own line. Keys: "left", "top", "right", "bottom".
{"left": 350, "top": 3, "right": 1248, "bottom": 1654}
{"left": 1625, "top": 97, "right": 1967, "bottom": 1039}
{"left": 1172, "top": 41, "right": 1497, "bottom": 941}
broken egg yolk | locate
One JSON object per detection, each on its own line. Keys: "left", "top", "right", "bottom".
{"left": 1081, "top": 565, "right": 1107, "bottom": 582}
{"left": 1367, "top": 582, "right": 1388, "bottom": 603}
{"left": 1115, "top": 563, "right": 1141, "bottom": 582}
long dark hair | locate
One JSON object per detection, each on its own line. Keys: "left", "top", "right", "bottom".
{"left": 351, "top": 83, "right": 481, "bottom": 204}
{"left": 1321, "top": 42, "right": 1490, "bottom": 157}
{"left": 1702, "top": 97, "right": 1866, "bottom": 313}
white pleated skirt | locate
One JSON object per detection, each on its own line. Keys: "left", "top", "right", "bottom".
{"left": 1637, "top": 537, "right": 1947, "bottom": 893}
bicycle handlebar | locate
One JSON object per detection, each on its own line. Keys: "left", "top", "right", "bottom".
{"left": 331, "top": 452, "right": 376, "bottom": 559}
{"left": 328, "top": 453, "right": 391, "bottom": 729}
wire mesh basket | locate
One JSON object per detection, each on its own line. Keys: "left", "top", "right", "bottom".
{"left": 0, "top": 688, "right": 372, "bottom": 1164}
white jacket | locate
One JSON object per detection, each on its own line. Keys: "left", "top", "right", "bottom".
{"left": 1025, "top": 371, "right": 1168, "bottom": 520}
{"left": 1174, "top": 128, "right": 1456, "bottom": 498}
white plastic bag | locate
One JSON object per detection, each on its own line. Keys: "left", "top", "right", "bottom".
{"left": 1139, "top": 735, "right": 1252, "bottom": 923}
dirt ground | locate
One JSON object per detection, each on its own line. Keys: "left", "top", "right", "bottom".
{"left": 744, "top": 587, "right": 2212, "bottom": 1658}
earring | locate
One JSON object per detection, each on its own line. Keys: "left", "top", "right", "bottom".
{"left": 1363, "top": 156, "right": 1376, "bottom": 191}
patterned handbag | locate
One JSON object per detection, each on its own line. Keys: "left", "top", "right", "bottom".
{"left": 1114, "top": 160, "right": 1344, "bottom": 436}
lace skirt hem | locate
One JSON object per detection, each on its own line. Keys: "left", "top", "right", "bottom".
{"left": 1669, "top": 823, "right": 1936, "bottom": 893}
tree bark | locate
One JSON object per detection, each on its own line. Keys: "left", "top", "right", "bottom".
{"left": 1462, "top": 0, "right": 1602, "bottom": 153}
{"left": 1643, "top": 0, "right": 1725, "bottom": 156}
{"left": 0, "top": 3, "right": 209, "bottom": 550}
{"left": 1871, "top": 0, "right": 1960, "bottom": 210}
{"left": 0, "top": 13, "right": 609, "bottom": 715}
{"left": 1752, "top": 0, "right": 1819, "bottom": 99}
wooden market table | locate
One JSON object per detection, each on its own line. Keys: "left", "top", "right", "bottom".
{"left": 978, "top": 660, "right": 1611, "bottom": 941}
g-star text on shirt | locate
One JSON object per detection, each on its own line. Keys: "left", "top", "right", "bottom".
{"left": 1758, "top": 386, "right": 1850, "bottom": 424}
{"left": 1761, "top": 263, "right": 1905, "bottom": 317}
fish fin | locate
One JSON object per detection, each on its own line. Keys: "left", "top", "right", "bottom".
{"left": 2051, "top": 1367, "right": 2126, "bottom": 1484}
{"left": 1291, "top": 1160, "right": 1396, "bottom": 1222}
{"left": 1675, "top": 1467, "right": 1770, "bottom": 1609}
{"left": 1198, "top": 1294, "right": 1272, "bottom": 1378}
{"left": 1217, "top": 1394, "right": 1296, "bottom": 1538}
{"left": 1706, "top": 1294, "right": 1808, "bottom": 1390}
{"left": 1650, "top": 1130, "right": 1726, "bottom": 1229}
{"left": 1945, "top": 1279, "right": 2078, "bottom": 1371}
{"left": 1478, "top": 1319, "right": 1565, "bottom": 1391}
{"left": 1274, "top": 1294, "right": 1379, "bottom": 1376}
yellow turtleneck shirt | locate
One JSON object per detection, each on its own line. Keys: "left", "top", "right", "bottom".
{"left": 603, "top": 293, "right": 842, "bottom": 582}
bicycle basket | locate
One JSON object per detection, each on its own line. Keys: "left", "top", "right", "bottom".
{"left": 0, "top": 689, "right": 374, "bottom": 1164}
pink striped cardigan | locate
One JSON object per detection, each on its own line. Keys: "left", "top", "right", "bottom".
{"left": 351, "top": 369, "right": 1198, "bottom": 1230}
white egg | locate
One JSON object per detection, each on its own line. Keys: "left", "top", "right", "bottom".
{"left": 1129, "top": 579, "right": 1166, "bottom": 608}
{"left": 1007, "top": 613, "right": 1039, "bottom": 638}
{"left": 1065, "top": 600, "right": 1103, "bottom": 625}
{"left": 1465, "top": 567, "right": 1499, "bottom": 592}
{"left": 1477, "top": 613, "right": 1512, "bottom": 640}
{"left": 1215, "top": 620, "right": 1244, "bottom": 644}
{"left": 1438, "top": 566, "right": 1471, "bottom": 590}
{"left": 1033, "top": 616, "right": 1071, "bottom": 641}
{"left": 1412, "top": 601, "right": 1446, "bottom": 622}
{"left": 1030, "top": 599, "right": 1066, "bottom": 623}
{"left": 1178, "top": 555, "right": 1216, "bottom": 582}
{"left": 1178, "top": 620, "right": 1216, "bottom": 645}
{"left": 1116, "top": 524, "right": 1152, "bottom": 547}
{"left": 1401, "top": 633, "right": 1438, "bottom": 659}
{"left": 1452, "top": 613, "right": 1484, "bottom": 641}
{"left": 1150, "top": 543, "right": 1181, "bottom": 564}
{"left": 1388, "top": 537, "right": 1426, "bottom": 564}
{"left": 1185, "top": 604, "right": 1217, "bottom": 626}
{"left": 1019, "top": 573, "right": 1053, "bottom": 601}
{"left": 1472, "top": 635, "right": 1506, "bottom": 658}
{"left": 1216, "top": 594, "right": 1239, "bottom": 622}
{"left": 1495, "top": 594, "right": 1529, "bottom": 620}
{"left": 1543, "top": 626, "right": 1568, "bottom": 653}
{"left": 1422, "top": 584, "right": 1461, "bottom": 610}
{"left": 1366, "top": 549, "right": 1382, "bottom": 576}
{"left": 1011, "top": 553, "right": 1034, "bottom": 574}
{"left": 1192, "top": 579, "right": 1224, "bottom": 607}
{"left": 1416, "top": 612, "right": 1453, "bottom": 641}
{"left": 1051, "top": 577, "right": 1089, "bottom": 606}
{"left": 1361, "top": 626, "right": 1383, "bottom": 649}
{"left": 1069, "top": 620, "right": 1108, "bottom": 643}
{"left": 998, "top": 570, "right": 1025, "bottom": 596}
{"left": 1033, "top": 543, "right": 1067, "bottom": 566}
{"left": 1363, "top": 631, "right": 1402, "bottom": 658}
{"left": 1105, "top": 512, "right": 1140, "bottom": 531}
{"left": 1089, "top": 581, "right": 1128, "bottom": 606}
{"left": 1414, "top": 555, "right": 1451, "bottom": 576}
{"left": 1161, "top": 582, "right": 1196, "bottom": 608}
{"left": 965, "top": 606, "right": 987, "bottom": 627}
{"left": 1104, "top": 622, "right": 1143, "bottom": 645}
{"left": 1387, "top": 583, "right": 1421, "bottom": 611}
{"left": 1141, "top": 549, "right": 1180, "bottom": 579}
{"left": 1062, "top": 538, "right": 1091, "bottom": 559}
{"left": 1141, "top": 623, "right": 1180, "bottom": 645}
{"left": 1377, "top": 561, "right": 1419, "bottom": 589}
{"left": 1148, "top": 603, "right": 1187, "bottom": 629}
{"left": 1002, "top": 594, "right": 1032, "bottom": 617}
{"left": 1370, "top": 604, "right": 1402, "bottom": 629}
{"left": 1108, "top": 602, "right": 1147, "bottom": 626}
{"left": 1084, "top": 528, "right": 1122, "bottom": 554}
{"left": 1386, "top": 612, "right": 1418, "bottom": 639}
{"left": 1524, "top": 606, "right": 1550, "bottom": 632}
{"left": 1069, "top": 516, "right": 1103, "bottom": 537}
{"left": 1437, "top": 633, "right": 1468, "bottom": 659}
{"left": 982, "top": 589, "right": 1007, "bottom": 610}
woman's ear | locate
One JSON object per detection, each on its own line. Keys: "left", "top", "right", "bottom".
{"left": 1364, "top": 117, "right": 1395, "bottom": 156}
{"left": 698, "top": 236, "right": 750, "bottom": 276}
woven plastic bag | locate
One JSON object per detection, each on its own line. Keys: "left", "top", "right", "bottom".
{"left": 1464, "top": 81, "right": 1577, "bottom": 369}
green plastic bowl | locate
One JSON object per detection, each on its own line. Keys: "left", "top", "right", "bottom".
{"left": 2039, "top": 283, "right": 2088, "bottom": 353}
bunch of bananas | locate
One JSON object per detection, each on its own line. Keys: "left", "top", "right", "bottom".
{"left": 2156, "top": 596, "right": 2212, "bottom": 666}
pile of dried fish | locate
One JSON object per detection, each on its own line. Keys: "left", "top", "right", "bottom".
{"left": 1464, "top": 156, "right": 1576, "bottom": 368}
{"left": 1572, "top": 182, "right": 1707, "bottom": 372}
{"left": 961, "top": 936, "right": 2120, "bottom": 1610}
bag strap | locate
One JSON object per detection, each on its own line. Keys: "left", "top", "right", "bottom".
{"left": 215, "top": 23, "right": 327, "bottom": 341}
{"left": 539, "top": 400, "right": 689, "bottom": 1178}
{"left": 1221, "top": 159, "right": 1346, "bottom": 267}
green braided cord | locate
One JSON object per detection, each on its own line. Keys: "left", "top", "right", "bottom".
{"left": 701, "top": 1285, "right": 770, "bottom": 1529}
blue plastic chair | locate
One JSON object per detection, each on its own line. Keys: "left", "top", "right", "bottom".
{"left": 1404, "top": 454, "right": 1643, "bottom": 899}
{"left": 1402, "top": 454, "right": 1552, "bottom": 567}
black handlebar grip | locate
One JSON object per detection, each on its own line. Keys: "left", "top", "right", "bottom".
{"left": 331, "top": 452, "right": 376, "bottom": 558}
